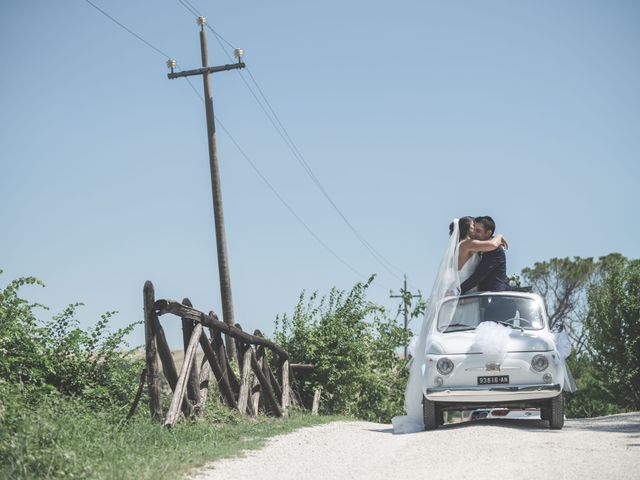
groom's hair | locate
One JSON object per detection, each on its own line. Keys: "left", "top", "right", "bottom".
{"left": 474, "top": 216, "right": 496, "bottom": 235}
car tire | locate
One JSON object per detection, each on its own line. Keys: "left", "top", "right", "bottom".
{"left": 437, "top": 409, "right": 445, "bottom": 426}
{"left": 540, "top": 407, "right": 549, "bottom": 421}
{"left": 423, "top": 397, "right": 439, "bottom": 431}
{"left": 548, "top": 393, "right": 564, "bottom": 430}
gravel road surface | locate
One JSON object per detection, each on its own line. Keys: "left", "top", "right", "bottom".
{"left": 189, "top": 412, "right": 639, "bottom": 480}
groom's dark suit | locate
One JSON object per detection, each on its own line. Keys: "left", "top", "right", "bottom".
{"left": 460, "top": 246, "right": 509, "bottom": 293}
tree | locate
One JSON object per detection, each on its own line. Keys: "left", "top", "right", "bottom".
{"left": 584, "top": 254, "right": 640, "bottom": 411}
{"left": 521, "top": 257, "right": 596, "bottom": 352}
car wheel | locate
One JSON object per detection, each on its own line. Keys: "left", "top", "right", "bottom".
{"left": 423, "top": 397, "right": 439, "bottom": 431}
{"left": 548, "top": 393, "right": 564, "bottom": 430}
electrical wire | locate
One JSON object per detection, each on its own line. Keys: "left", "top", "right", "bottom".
{"left": 83, "top": 0, "right": 172, "bottom": 59}
{"left": 175, "top": 0, "right": 418, "bottom": 290}
{"left": 181, "top": 75, "right": 389, "bottom": 290}
{"left": 82, "top": 0, "right": 390, "bottom": 290}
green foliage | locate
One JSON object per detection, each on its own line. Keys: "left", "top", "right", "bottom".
{"left": 564, "top": 355, "right": 624, "bottom": 418}
{"left": 521, "top": 256, "right": 596, "bottom": 351}
{"left": 274, "top": 277, "right": 410, "bottom": 422}
{"left": 521, "top": 255, "right": 640, "bottom": 417}
{"left": 584, "top": 254, "right": 640, "bottom": 411}
{"left": 0, "top": 382, "right": 338, "bottom": 480}
{"left": 0, "top": 271, "right": 142, "bottom": 407}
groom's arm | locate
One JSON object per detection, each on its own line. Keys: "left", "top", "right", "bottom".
{"left": 460, "top": 250, "right": 500, "bottom": 293}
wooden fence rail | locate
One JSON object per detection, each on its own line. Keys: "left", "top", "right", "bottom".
{"left": 142, "top": 281, "right": 310, "bottom": 427}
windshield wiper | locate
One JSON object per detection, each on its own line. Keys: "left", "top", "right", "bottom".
{"left": 494, "top": 320, "right": 523, "bottom": 332}
{"left": 444, "top": 323, "right": 475, "bottom": 332}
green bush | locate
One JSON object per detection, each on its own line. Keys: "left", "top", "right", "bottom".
{"left": 274, "top": 278, "right": 410, "bottom": 422}
{"left": 583, "top": 255, "right": 640, "bottom": 412}
{"left": 0, "top": 271, "right": 142, "bottom": 408}
{"left": 564, "top": 354, "right": 624, "bottom": 418}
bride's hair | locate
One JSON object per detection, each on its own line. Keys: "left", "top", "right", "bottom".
{"left": 449, "top": 216, "right": 474, "bottom": 240}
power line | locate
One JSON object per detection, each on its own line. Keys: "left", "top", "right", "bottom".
{"left": 177, "top": 0, "right": 201, "bottom": 18}
{"left": 174, "top": 0, "right": 414, "bottom": 288}
{"left": 82, "top": 0, "right": 389, "bottom": 290}
{"left": 83, "top": 0, "right": 172, "bottom": 59}
{"left": 180, "top": 76, "right": 390, "bottom": 290}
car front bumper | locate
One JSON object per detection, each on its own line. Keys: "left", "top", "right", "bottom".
{"left": 426, "top": 383, "right": 561, "bottom": 403}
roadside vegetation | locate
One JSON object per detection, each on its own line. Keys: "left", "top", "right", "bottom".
{"left": 1, "top": 252, "right": 637, "bottom": 477}
{"left": 0, "top": 272, "right": 336, "bottom": 479}
{"left": 275, "top": 277, "right": 416, "bottom": 423}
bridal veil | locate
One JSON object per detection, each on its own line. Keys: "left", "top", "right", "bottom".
{"left": 391, "top": 219, "right": 462, "bottom": 433}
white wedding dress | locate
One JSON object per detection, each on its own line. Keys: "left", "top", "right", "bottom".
{"left": 458, "top": 250, "right": 480, "bottom": 288}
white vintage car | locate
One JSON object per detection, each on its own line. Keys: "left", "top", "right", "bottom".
{"left": 422, "top": 291, "right": 566, "bottom": 430}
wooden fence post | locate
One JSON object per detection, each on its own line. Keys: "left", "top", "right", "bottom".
{"left": 264, "top": 359, "right": 283, "bottom": 402}
{"left": 126, "top": 367, "right": 147, "bottom": 421}
{"left": 287, "top": 366, "right": 303, "bottom": 407}
{"left": 234, "top": 323, "right": 246, "bottom": 371}
{"left": 281, "top": 359, "right": 290, "bottom": 417}
{"left": 249, "top": 348, "right": 282, "bottom": 418}
{"left": 151, "top": 312, "right": 192, "bottom": 416}
{"left": 143, "top": 281, "right": 162, "bottom": 420}
{"left": 181, "top": 298, "right": 200, "bottom": 410}
{"left": 198, "top": 360, "right": 211, "bottom": 410}
{"left": 164, "top": 322, "right": 203, "bottom": 428}
{"left": 199, "top": 327, "right": 238, "bottom": 409}
{"left": 251, "top": 346, "right": 264, "bottom": 414}
{"left": 237, "top": 345, "right": 253, "bottom": 416}
{"left": 312, "top": 388, "right": 321, "bottom": 415}
{"left": 151, "top": 313, "right": 179, "bottom": 391}
{"left": 211, "top": 326, "right": 240, "bottom": 395}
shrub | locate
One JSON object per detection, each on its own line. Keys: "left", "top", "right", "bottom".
{"left": 0, "top": 271, "right": 142, "bottom": 408}
{"left": 274, "top": 278, "right": 410, "bottom": 422}
{"left": 583, "top": 255, "right": 640, "bottom": 412}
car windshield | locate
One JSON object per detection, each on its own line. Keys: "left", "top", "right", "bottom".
{"left": 437, "top": 295, "right": 545, "bottom": 332}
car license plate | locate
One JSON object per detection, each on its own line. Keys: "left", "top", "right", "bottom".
{"left": 477, "top": 375, "right": 509, "bottom": 385}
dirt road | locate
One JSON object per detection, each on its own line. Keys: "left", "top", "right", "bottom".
{"left": 190, "top": 412, "right": 639, "bottom": 480}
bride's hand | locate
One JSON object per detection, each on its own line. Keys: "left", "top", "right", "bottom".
{"left": 498, "top": 235, "right": 509, "bottom": 250}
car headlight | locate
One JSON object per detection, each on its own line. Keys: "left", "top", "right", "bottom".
{"left": 437, "top": 357, "right": 454, "bottom": 375}
{"left": 531, "top": 354, "right": 549, "bottom": 372}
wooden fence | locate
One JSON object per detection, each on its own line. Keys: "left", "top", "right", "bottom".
{"left": 142, "top": 281, "right": 316, "bottom": 427}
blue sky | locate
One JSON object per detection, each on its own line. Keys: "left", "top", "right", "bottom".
{"left": 1, "top": 0, "right": 638, "bottom": 348}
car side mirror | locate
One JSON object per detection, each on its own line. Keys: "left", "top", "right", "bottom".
{"left": 550, "top": 321, "right": 565, "bottom": 333}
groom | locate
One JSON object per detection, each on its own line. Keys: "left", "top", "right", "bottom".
{"left": 460, "top": 216, "right": 510, "bottom": 293}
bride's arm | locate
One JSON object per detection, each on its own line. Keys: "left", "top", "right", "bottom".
{"left": 466, "top": 234, "right": 508, "bottom": 252}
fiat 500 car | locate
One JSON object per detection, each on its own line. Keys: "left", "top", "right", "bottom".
{"left": 422, "top": 291, "right": 565, "bottom": 430}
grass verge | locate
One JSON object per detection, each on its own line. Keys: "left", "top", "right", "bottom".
{"left": 0, "top": 384, "right": 344, "bottom": 479}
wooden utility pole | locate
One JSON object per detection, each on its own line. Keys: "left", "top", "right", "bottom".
{"left": 167, "top": 16, "right": 245, "bottom": 361}
{"left": 390, "top": 275, "right": 422, "bottom": 359}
